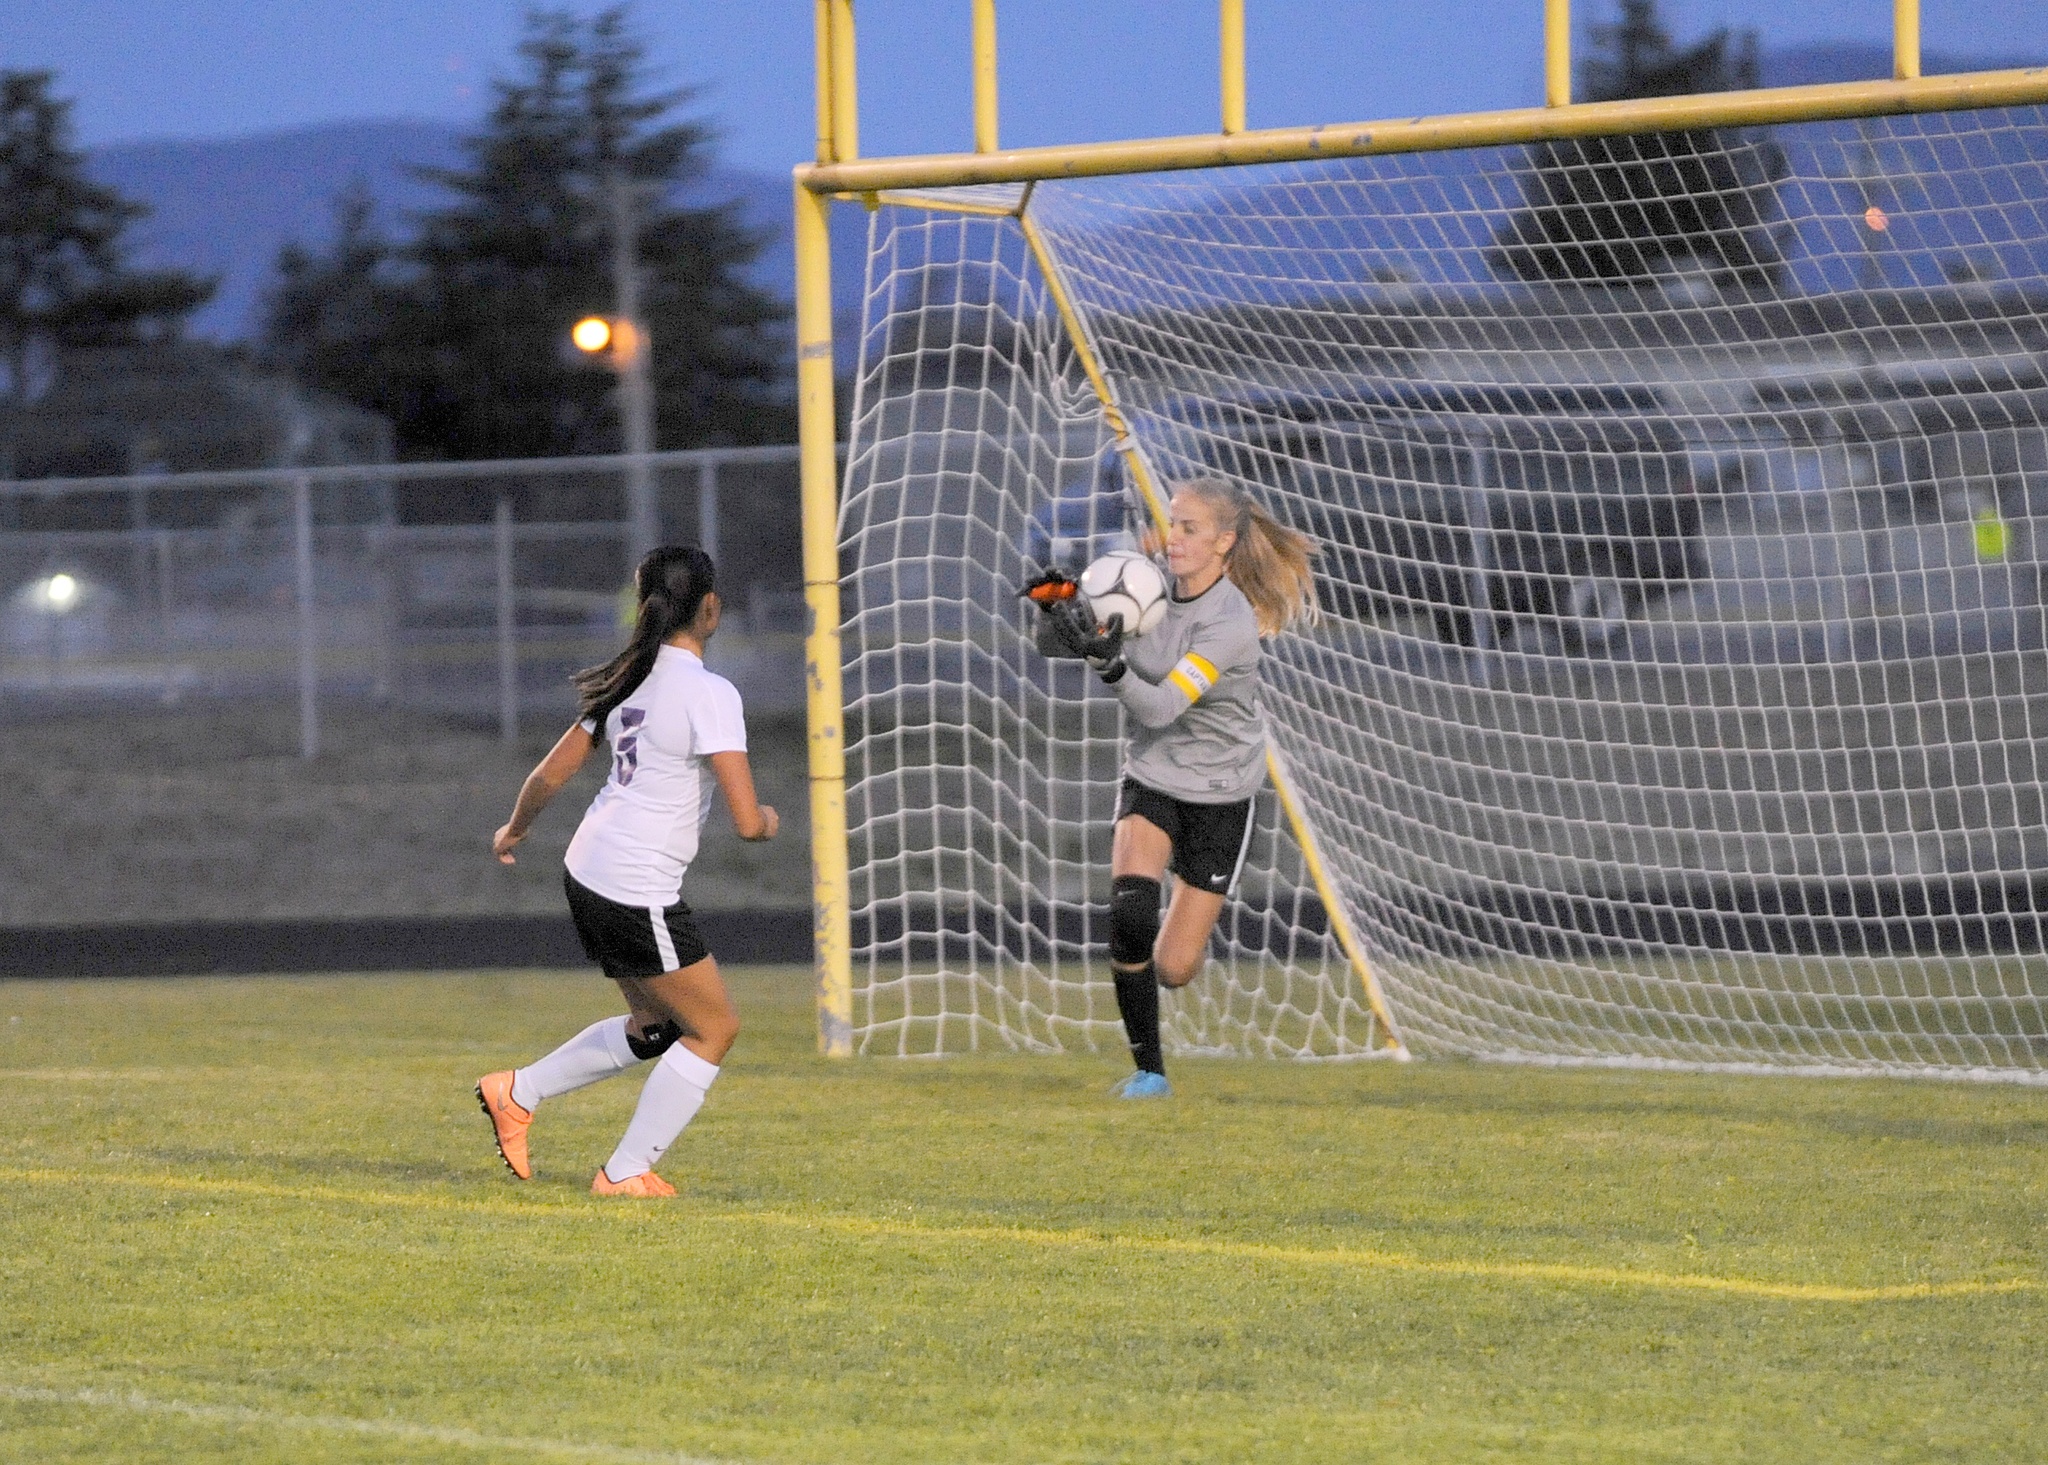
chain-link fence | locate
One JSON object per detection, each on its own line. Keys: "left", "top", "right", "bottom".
{"left": 0, "top": 447, "right": 818, "bottom": 932}
{"left": 0, "top": 447, "right": 807, "bottom": 752}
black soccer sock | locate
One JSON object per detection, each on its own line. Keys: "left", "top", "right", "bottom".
{"left": 1112, "top": 963, "right": 1165, "bottom": 1076}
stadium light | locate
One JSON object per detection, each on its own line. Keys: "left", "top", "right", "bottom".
{"left": 43, "top": 573, "right": 78, "bottom": 611}
{"left": 570, "top": 315, "right": 646, "bottom": 369}
{"left": 1864, "top": 204, "right": 1890, "bottom": 232}
{"left": 568, "top": 307, "right": 656, "bottom": 563}
{"left": 573, "top": 185, "right": 657, "bottom": 565}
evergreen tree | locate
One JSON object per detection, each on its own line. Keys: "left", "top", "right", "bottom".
{"left": 0, "top": 70, "right": 215, "bottom": 472}
{"left": 265, "top": 183, "right": 405, "bottom": 418}
{"left": 1488, "top": 1, "right": 1788, "bottom": 290}
{"left": 264, "top": 7, "right": 790, "bottom": 462}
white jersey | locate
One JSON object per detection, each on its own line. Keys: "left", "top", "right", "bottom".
{"left": 564, "top": 645, "right": 747, "bottom": 907}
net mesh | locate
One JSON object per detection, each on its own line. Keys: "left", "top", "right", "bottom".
{"left": 841, "top": 105, "right": 2048, "bottom": 1079}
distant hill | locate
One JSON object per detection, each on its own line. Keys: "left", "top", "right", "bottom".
{"left": 90, "top": 42, "right": 2044, "bottom": 344}
{"left": 90, "top": 118, "right": 865, "bottom": 346}
{"left": 91, "top": 120, "right": 463, "bottom": 344}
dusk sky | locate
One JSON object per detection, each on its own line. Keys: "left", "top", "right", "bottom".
{"left": 6, "top": 1, "right": 2046, "bottom": 173}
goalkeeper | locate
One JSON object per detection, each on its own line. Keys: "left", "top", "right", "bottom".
{"left": 1026, "top": 475, "right": 1317, "bottom": 1097}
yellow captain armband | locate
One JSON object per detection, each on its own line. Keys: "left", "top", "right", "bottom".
{"left": 1166, "top": 652, "right": 1219, "bottom": 702}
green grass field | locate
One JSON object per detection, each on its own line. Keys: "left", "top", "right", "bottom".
{"left": 2, "top": 969, "right": 2044, "bottom": 1464}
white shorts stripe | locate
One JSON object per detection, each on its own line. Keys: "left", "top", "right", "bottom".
{"left": 1225, "top": 799, "right": 1258, "bottom": 896}
{"left": 649, "top": 908, "right": 680, "bottom": 971}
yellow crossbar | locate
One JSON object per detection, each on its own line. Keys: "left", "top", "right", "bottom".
{"left": 801, "top": 67, "right": 2048, "bottom": 194}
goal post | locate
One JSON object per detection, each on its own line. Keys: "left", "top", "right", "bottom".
{"left": 794, "top": 179, "right": 853, "bottom": 1057}
{"left": 798, "top": 3, "right": 2048, "bottom": 1078}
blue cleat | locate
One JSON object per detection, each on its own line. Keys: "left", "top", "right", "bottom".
{"left": 1112, "top": 1070, "right": 1173, "bottom": 1099}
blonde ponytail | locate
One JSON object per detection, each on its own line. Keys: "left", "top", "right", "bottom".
{"left": 1175, "top": 477, "right": 1319, "bottom": 636}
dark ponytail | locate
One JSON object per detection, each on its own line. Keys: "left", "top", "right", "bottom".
{"left": 574, "top": 544, "right": 716, "bottom": 733}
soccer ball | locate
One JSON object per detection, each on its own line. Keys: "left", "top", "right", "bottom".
{"left": 1079, "top": 550, "right": 1169, "bottom": 637}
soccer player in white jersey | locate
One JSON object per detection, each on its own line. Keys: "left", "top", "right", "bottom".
{"left": 475, "top": 544, "right": 778, "bottom": 1196}
{"left": 1030, "top": 478, "right": 1317, "bottom": 1097}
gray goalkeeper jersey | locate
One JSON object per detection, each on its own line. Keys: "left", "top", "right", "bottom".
{"left": 1039, "top": 573, "right": 1267, "bottom": 803}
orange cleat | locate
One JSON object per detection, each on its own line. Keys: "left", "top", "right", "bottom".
{"left": 591, "top": 1168, "right": 676, "bottom": 1198}
{"left": 474, "top": 1071, "right": 534, "bottom": 1179}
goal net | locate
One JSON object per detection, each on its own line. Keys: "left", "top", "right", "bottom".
{"left": 840, "top": 104, "right": 2048, "bottom": 1080}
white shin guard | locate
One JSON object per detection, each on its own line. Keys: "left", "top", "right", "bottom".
{"left": 602, "top": 1043, "right": 720, "bottom": 1182}
{"left": 510, "top": 1016, "right": 639, "bottom": 1111}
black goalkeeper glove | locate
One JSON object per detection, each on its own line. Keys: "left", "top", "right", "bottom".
{"left": 1047, "top": 600, "right": 1126, "bottom": 684}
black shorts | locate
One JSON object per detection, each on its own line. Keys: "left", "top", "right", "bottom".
{"left": 564, "top": 871, "right": 710, "bottom": 981}
{"left": 1116, "top": 778, "right": 1256, "bottom": 895}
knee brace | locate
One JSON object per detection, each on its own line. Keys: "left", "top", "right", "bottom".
{"left": 626, "top": 1018, "right": 683, "bottom": 1061}
{"left": 1108, "top": 875, "right": 1162, "bottom": 967}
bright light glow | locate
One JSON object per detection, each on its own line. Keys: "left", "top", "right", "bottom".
{"left": 571, "top": 316, "right": 613, "bottom": 353}
{"left": 1864, "top": 205, "right": 1890, "bottom": 232}
{"left": 44, "top": 573, "right": 78, "bottom": 611}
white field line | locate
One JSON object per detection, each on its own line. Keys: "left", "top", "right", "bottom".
{"left": 0, "top": 1385, "right": 730, "bottom": 1465}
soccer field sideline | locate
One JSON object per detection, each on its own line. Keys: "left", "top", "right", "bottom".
{"left": 1, "top": 1161, "right": 2031, "bottom": 1306}
{"left": 5, "top": 968, "right": 2046, "bottom": 1464}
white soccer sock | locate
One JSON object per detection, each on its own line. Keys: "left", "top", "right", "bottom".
{"left": 510, "top": 1016, "right": 639, "bottom": 1111}
{"left": 601, "top": 1044, "right": 720, "bottom": 1182}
